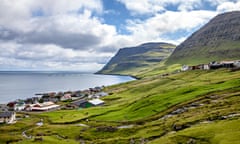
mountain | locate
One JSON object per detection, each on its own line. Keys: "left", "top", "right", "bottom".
{"left": 97, "top": 42, "right": 175, "bottom": 75}
{"left": 166, "top": 11, "right": 240, "bottom": 65}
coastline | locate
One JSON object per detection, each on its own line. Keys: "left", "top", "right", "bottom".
{"left": 0, "top": 72, "right": 135, "bottom": 104}
{"left": 94, "top": 72, "right": 140, "bottom": 80}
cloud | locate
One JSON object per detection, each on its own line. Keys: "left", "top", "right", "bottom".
{"left": 0, "top": 0, "right": 119, "bottom": 72}
{"left": 0, "top": 27, "right": 19, "bottom": 41}
{"left": 117, "top": 0, "right": 165, "bottom": 15}
{"left": 0, "top": 0, "right": 238, "bottom": 71}
{"left": 217, "top": 1, "right": 240, "bottom": 12}
{"left": 0, "top": 41, "right": 112, "bottom": 71}
{"left": 0, "top": 0, "right": 103, "bottom": 30}
{"left": 117, "top": 0, "right": 206, "bottom": 14}
{"left": 117, "top": 0, "right": 238, "bottom": 14}
{"left": 0, "top": 8, "right": 119, "bottom": 50}
{"left": 124, "top": 10, "right": 217, "bottom": 45}
{"left": 22, "top": 26, "right": 102, "bottom": 50}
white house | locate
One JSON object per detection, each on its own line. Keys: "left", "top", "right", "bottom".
{"left": 88, "top": 99, "right": 104, "bottom": 106}
{"left": 181, "top": 65, "right": 189, "bottom": 71}
{"left": 25, "top": 102, "right": 60, "bottom": 111}
{"left": 93, "top": 92, "right": 108, "bottom": 98}
{"left": 203, "top": 64, "right": 210, "bottom": 70}
{"left": 14, "top": 101, "right": 26, "bottom": 111}
{"left": 234, "top": 60, "right": 240, "bottom": 67}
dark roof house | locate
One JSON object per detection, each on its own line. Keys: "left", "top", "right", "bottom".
{"left": 0, "top": 104, "right": 8, "bottom": 112}
{"left": 71, "top": 100, "right": 93, "bottom": 108}
{"left": 0, "top": 111, "right": 16, "bottom": 124}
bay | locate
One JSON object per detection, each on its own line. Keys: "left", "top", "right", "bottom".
{"left": 0, "top": 71, "right": 135, "bottom": 103}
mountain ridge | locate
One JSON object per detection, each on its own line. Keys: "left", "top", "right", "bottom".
{"left": 166, "top": 11, "right": 240, "bottom": 65}
{"left": 97, "top": 42, "right": 175, "bottom": 75}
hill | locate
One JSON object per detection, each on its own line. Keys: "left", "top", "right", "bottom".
{"left": 97, "top": 42, "right": 175, "bottom": 76}
{"left": 166, "top": 11, "right": 240, "bottom": 65}
{"left": 1, "top": 69, "right": 240, "bottom": 144}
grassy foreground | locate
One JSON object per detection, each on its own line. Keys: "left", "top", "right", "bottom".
{"left": 1, "top": 69, "right": 240, "bottom": 143}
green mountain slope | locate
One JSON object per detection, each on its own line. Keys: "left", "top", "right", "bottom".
{"left": 2, "top": 69, "right": 240, "bottom": 144}
{"left": 97, "top": 42, "right": 175, "bottom": 76}
{"left": 166, "top": 11, "right": 240, "bottom": 65}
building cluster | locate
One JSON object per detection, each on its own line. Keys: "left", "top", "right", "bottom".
{"left": 0, "top": 86, "right": 108, "bottom": 124}
{"left": 181, "top": 60, "right": 240, "bottom": 71}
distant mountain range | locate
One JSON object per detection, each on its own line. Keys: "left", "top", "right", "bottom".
{"left": 96, "top": 42, "right": 175, "bottom": 75}
{"left": 166, "top": 11, "right": 240, "bottom": 65}
{"left": 98, "top": 11, "right": 240, "bottom": 76}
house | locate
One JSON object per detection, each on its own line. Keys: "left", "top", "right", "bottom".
{"left": 14, "top": 101, "right": 25, "bottom": 111}
{"left": 234, "top": 60, "right": 240, "bottom": 67}
{"left": 71, "top": 99, "right": 93, "bottom": 108}
{"left": 93, "top": 92, "right": 108, "bottom": 98}
{"left": 73, "top": 91, "right": 86, "bottom": 98}
{"left": 181, "top": 65, "right": 189, "bottom": 71}
{"left": 209, "top": 61, "right": 223, "bottom": 69}
{"left": 189, "top": 65, "right": 201, "bottom": 70}
{"left": 7, "top": 102, "right": 17, "bottom": 111}
{"left": 220, "top": 61, "right": 235, "bottom": 68}
{"left": 70, "top": 99, "right": 105, "bottom": 109}
{"left": 25, "top": 102, "right": 60, "bottom": 111}
{"left": 0, "top": 111, "right": 16, "bottom": 124}
{"left": 44, "top": 94, "right": 60, "bottom": 103}
{"left": 203, "top": 64, "right": 210, "bottom": 70}
{"left": 82, "top": 89, "right": 91, "bottom": 96}
{"left": 60, "top": 93, "right": 72, "bottom": 101}
{"left": 39, "top": 93, "right": 60, "bottom": 103}
{"left": 89, "top": 87, "right": 102, "bottom": 93}
{"left": 93, "top": 86, "right": 103, "bottom": 92}
{"left": 88, "top": 99, "right": 105, "bottom": 106}
{"left": 25, "top": 97, "right": 40, "bottom": 104}
{"left": 0, "top": 104, "right": 8, "bottom": 112}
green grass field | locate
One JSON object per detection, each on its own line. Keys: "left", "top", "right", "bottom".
{"left": 1, "top": 69, "right": 240, "bottom": 143}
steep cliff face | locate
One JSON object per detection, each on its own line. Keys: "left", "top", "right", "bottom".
{"left": 167, "top": 11, "right": 240, "bottom": 65}
{"left": 97, "top": 42, "right": 175, "bottom": 75}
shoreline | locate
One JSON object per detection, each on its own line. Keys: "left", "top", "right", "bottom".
{"left": 94, "top": 72, "right": 140, "bottom": 80}
{"left": 0, "top": 73, "right": 135, "bottom": 104}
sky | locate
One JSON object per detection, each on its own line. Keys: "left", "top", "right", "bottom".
{"left": 0, "top": 0, "right": 240, "bottom": 72}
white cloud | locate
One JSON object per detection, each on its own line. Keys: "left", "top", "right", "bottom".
{"left": 0, "top": 0, "right": 103, "bottom": 31}
{"left": 117, "top": 0, "right": 165, "bottom": 15}
{"left": 125, "top": 10, "right": 217, "bottom": 45}
{"left": 217, "top": 1, "right": 240, "bottom": 12}
{"left": 117, "top": 0, "right": 207, "bottom": 14}
{"left": 0, "top": 41, "right": 112, "bottom": 71}
{"left": 0, "top": 0, "right": 238, "bottom": 71}
{"left": 117, "top": 0, "right": 239, "bottom": 14}
{"left": 0, "top": 0, "right": 119, "bottom": 71}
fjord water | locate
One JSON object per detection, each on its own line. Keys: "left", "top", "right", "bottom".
{"left": 0, "top": 71, "right": 135, "bottom": 103}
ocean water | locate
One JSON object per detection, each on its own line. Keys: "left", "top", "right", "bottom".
{"left": 0, "top": 71, "right": 135, "bottom": 103}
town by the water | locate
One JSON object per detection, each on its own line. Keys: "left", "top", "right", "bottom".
{"left": 1, "top": 60, "right": 240, "bottom": 124}
{"left": 0, "top": 85, "right": 108, "bottom": 124}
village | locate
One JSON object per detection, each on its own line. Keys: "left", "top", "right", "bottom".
{"left": 1, "top": 60, "right": 240, "bottom": 125}
{"left": 181, "top": 60, "right": 240, "bottom": 71}
{"left": 0, "top": 86, "right": 108, "bottom": 124}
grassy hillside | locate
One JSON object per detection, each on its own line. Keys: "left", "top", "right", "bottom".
{"left": 167, "top": 40, "right": 240, "bottom": 65}
{"left": 97, "top": 42, "right": 175, "bottom": 76}
{"left": 167, "top": 11, "right": 240, "bottom": 65}
{"left": 1, "top": 69, "right": 240, "bottom": 143}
